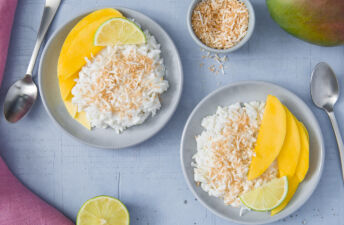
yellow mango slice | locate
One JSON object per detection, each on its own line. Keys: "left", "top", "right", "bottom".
{"left": 63, "top": 97, "right": 91, "bottom": 130}
{"left": 57, "top": 8, "right": 122, "bottom": 130}
{"left": 295, "top": 122, "right": 309, "bottom": 182}
{"left": 58, "top": 8, "right": 123, "bottom": 79}
{"left": 271, "top": 175, "right": 300, "bottom": 216}
{"left": 248, "top": 95, "right": 287, "bottom": 180}
{"left": 75, "top": 111, "right": 91, "bottom": 130}
{"left": 58, "top": 72, "right": 78, "bottom": 100}
{"left": 277, "top": 107, "right": 301, "bottom": 177}
{"left": 64, "top": 98, "right": 77, "bottom": 118}
{"left": 270, "top": 121, "right": 309, "bottom": 215}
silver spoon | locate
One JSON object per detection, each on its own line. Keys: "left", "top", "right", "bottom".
{"left": 311, "top": 62, "right": 344, "bottom": 181}
{"left": 3, "top": 0, "right": 61, "bottom": 123}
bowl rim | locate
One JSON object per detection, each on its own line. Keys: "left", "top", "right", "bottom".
{"left": 38, "top": 7, "right": 183, "bottom": 149}
{"left": 186, "top": 0, "right": 256, "bottom": 53}
{"left": 180, "top": 80, "right": 325, "bottom": 224}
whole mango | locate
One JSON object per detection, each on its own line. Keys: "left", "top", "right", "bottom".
{"left": 266, "top": 0, "right": 344, "bottom": 46}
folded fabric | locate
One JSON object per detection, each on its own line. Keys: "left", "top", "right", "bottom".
{"left": 0, "top": 1, "right": 74, "bottom": 224}
{"left": 0, "top": 159, "right": 74, "bottom": 225}
{"left": 0, "top": 0, "right": 17, "bottom": 86}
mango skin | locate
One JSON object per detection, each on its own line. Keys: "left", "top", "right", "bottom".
{"left": 266, "top": 0, "right": 344, "bottom": 46}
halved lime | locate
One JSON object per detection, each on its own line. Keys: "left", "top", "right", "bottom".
{"left": 240, "top": 176, "right": 288, "bottom": 211}
{"left": 94, "top": 18, "right": 146, "bottom": 46}
{"left": 76, "top": 196, "right": 129, "bottom": 225}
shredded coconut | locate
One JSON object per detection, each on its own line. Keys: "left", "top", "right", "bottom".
{"left": 193, "top": 102, "right": 278, "bottom": 207}
{"left": 72, "top": 31, "right": 169, "bottom": 133}
{"left": 192, "top": 0, "right": 249, "bottom": 49}
{"left": 200, "top": 49, "right": 228, "bottom": 75}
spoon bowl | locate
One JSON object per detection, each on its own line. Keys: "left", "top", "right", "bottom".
{"left": 311, "top": 62, "right": 339, "bottom": 111}
{"left": 3, "top": 0, "right": 61, "bottom": 123}
{"left": 3, "top": 75, "right": 38, "bottom": 122}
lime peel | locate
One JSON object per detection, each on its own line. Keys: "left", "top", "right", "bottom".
{"left": 76, "top": 195, "right": 130, "bottom": 225}
{"left": 239, "top": 176, "right": 288, "bottom": 212}
{"left": 94, "top": 17, "right": 146, "bottom": 46}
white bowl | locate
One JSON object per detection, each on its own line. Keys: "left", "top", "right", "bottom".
{"left": 187, "top": 0, "right": 255, "bottom": 53}
{"left": 39, "top": 7, "right": 183, "bottom": 149}
{"left": 180, "top": 81, "right": 324, "bottom": 224}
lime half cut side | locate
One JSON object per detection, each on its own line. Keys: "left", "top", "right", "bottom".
{"left": 94, "top": 17, "right": 146, "bottom": 46}
{"left": 240, "top": 176, "right": 288, "bottom": 212}
{"left": 76, "top": 195, "right": 129, "bottom": 225}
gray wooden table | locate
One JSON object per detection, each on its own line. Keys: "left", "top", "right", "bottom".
{"left": 1, "top": 0, "right": 344, "bottom": 224}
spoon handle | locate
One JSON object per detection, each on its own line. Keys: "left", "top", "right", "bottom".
{"left": 26, "top": 0, "right": 61, "bottom": 75}
{"left": 327, "top": 110, "right": 344, "bottom": 182}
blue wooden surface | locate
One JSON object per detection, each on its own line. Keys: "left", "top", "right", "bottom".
{"left": 1, "top": 0, "right": 344, "bottom": 224}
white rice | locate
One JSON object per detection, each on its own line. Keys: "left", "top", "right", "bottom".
{"left": 192, "top": 101, "right": 278, "bottom": 207}
{"left": 71, "top": 30, "right": 169, "bottom": 133}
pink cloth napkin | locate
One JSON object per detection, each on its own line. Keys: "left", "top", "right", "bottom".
{"left": 0, "top": 160, "right": 74, "bottom": 225}
{"left": 0, "top": 1, "right": 74, "bottom": 224}
{"left": 0, "top": 0, "right": 17, "bottom": 86}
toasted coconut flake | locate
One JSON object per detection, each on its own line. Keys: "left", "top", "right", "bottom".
{"left": 192, "top": 0, "right": 249, "bottom": 49}
{"left": 193, "top": 102, "right": 278, "bottom": 207}
{"left": 72, "top": 31, "right": 169, "bottom": 133}
{"left": 201, "top": 51, "right": 228, "bottom": 75}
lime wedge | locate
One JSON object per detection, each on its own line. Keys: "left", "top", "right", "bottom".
{"left": 94, "top": 18, "right": 146, "bottom": 46}
{"left": 240, "top": 176, "right": 288, "bottom": 211}
{"left": 76, "top": 196, "right": 129, "bottom": 225}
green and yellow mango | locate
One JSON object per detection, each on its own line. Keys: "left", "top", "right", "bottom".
{"left": 267, "top": 0, "right": 344, "bottom": 46}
